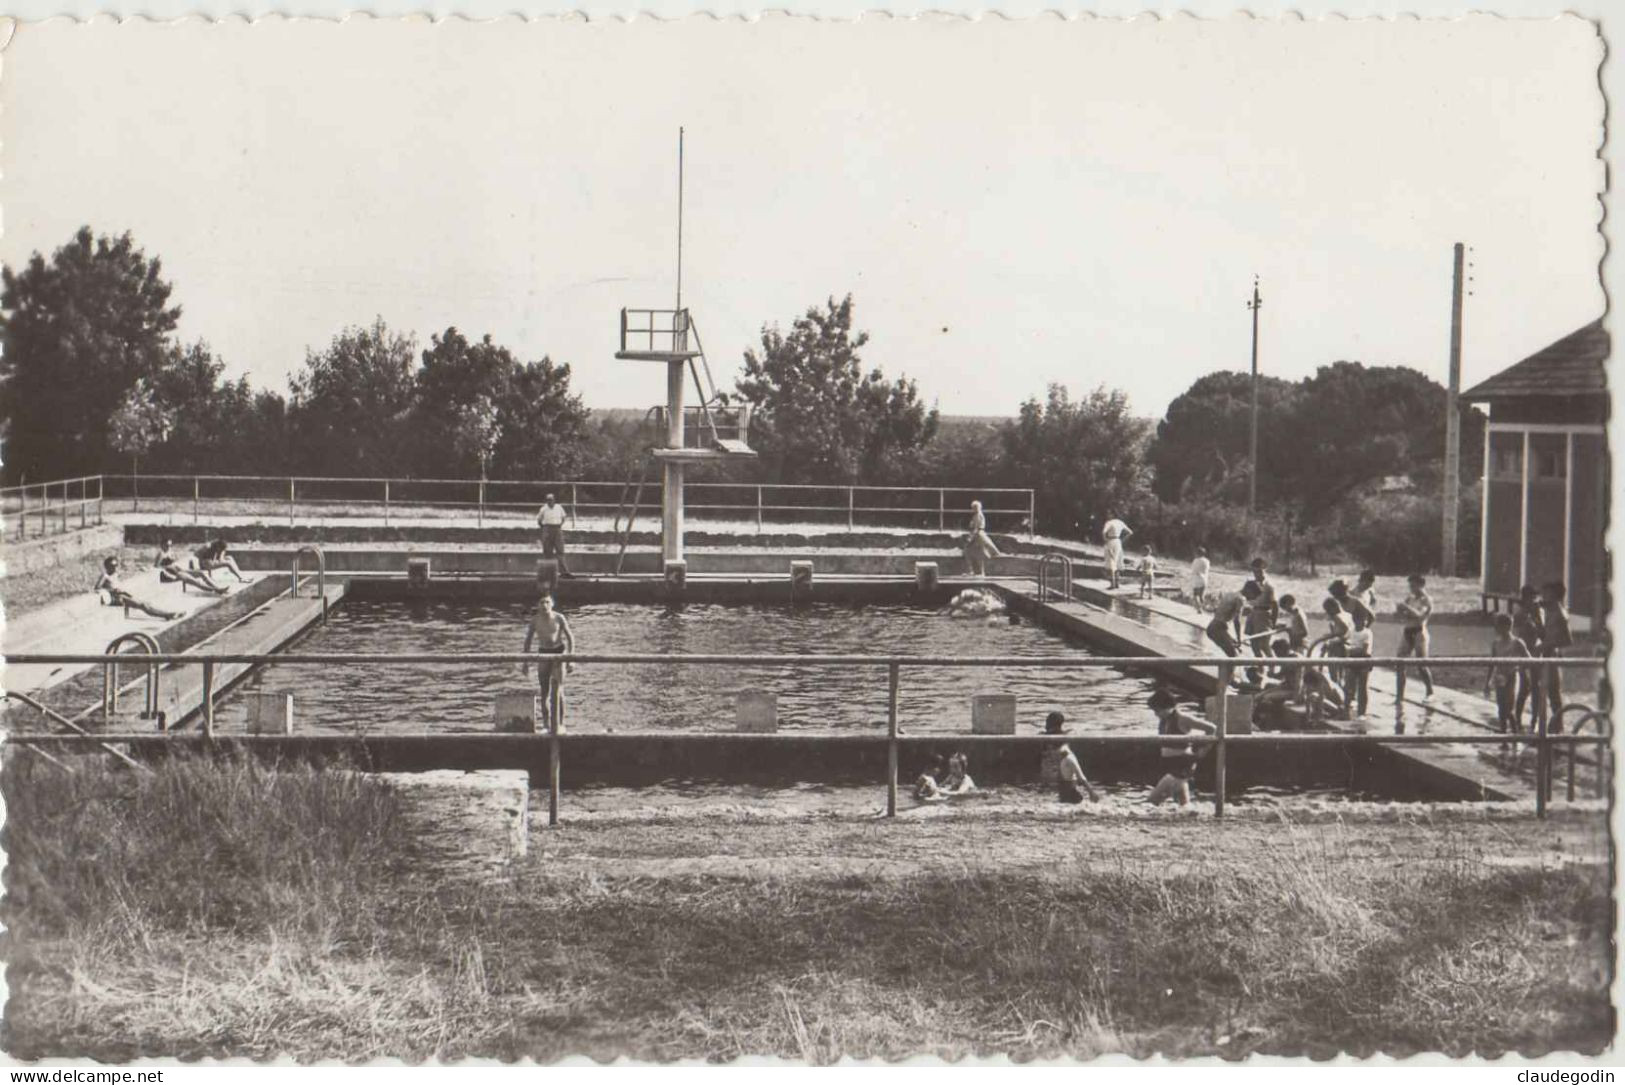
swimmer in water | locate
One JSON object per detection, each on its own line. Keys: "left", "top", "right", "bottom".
{"left": 941, "top": 751, "right": 977, "bottom": 794}
{"left": 915, "top": 755, "right": 949, "bottom": 802}
{"left": 521, "top": 593, "right": 575, "bottom": 733}
{"left": 947, "top": 588, "right": 1004, "bottom": 618}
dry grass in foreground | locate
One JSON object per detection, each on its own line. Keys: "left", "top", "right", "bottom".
{"left": 2, "top": 755, "right": 1614, "bottom": 1062}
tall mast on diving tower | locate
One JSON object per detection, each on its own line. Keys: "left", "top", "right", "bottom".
{"left": 612, "top": 128, "right": 756, "bottom": 579}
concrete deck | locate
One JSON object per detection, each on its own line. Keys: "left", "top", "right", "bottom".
{"left": 4, "top": 570, "right": 253, "bottom": 696}
{"left": 3, "top": 573, "right": 341, "bottom": 732}
{"left": 1046, "top": 576, "right": 1585, "bottom": 803}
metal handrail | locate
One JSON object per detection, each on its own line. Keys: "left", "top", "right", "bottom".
{"left": 12, "top": 652, "right": 1608, "bottom": 669}
{"left": 102, "top": 632, "right": 162, "bottom": 724}
{"left": 82, "top": 472, "right": 1038, "bottom": 536}
{"left": 10, "top": 650, "right": 1607, "bottom": 827}
{"left": 1557, "top": 705, "right": 1613, "bottom": 801}
{"left": 291, "top": 545, "right": 327, "bottom": 621}
{"left": 1037, "top": 553, "right": 1073, "bottom": 602}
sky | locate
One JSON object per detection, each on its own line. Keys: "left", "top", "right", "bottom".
{"left": 0, "top": 15, "right": 1606, "bottom": 419}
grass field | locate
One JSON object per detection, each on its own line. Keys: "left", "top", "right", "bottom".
{"left": 2, "top": 755, "right": 1613, "bottom": 1061}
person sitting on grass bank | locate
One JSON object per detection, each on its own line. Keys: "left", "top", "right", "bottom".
{"left": 194, "top": 538, "right": 248, "bottom": 583}
{"left": 1147, "top": 689, "right": 1215, "bottom": 807}
{"left": 521, "top": 592, "right": 575, "bottom": 733}
{"left": 94, "top": 556, "right": 182, "bottom": 621}
{"left": 157, "top": 538, "right": 228, "bottom": 595}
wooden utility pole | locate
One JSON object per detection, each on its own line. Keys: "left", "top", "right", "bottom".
{"left": 1442, "top": 243, "right": 1465, "bottom": 577}
{"left": 1247, "top": 277, "right": 1263, "bottom": 515}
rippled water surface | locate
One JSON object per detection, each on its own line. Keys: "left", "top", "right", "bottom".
{"left": 214, "top": 599, "right": 1165, "bottom": 735}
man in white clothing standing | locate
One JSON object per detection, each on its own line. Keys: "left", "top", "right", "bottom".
{"left": 536, "top": 493, "right": 574, "bottom": 578}
{"left": 1100, "top": 511, "right": 1133, "bottom": 590}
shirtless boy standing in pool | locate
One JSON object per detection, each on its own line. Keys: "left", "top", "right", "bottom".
{"left": 521, "top": 593, "right": 575, "bottom": 732}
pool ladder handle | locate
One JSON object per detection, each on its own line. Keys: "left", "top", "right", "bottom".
{"left": 292, "top": 544, "right": 328, "bottom": 622}
{"left": 102, "top": 632, "right": 162, "bottom": 725}
{"left": 1036, "top": 552, "right": 1074, "bottom": 603}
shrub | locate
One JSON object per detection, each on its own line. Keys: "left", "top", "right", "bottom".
{"left": 1346, "top": 487, "right": 1482, "bottom": 576}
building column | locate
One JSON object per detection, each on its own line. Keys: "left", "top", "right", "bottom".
{"left": 1518, "top": 430, "right": 1530, "bottom": 586}
{"left": 1563, "top": 432, "right": 1574, "bottom": 594}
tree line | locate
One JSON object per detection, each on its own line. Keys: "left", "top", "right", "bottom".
{"left": 1, "top": 227, "right": 1483, "bottom": 573}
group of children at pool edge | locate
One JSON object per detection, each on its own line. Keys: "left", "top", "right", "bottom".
{"left": 92, "top": 538, "right": 250, "bottom": 621}
{"left": 1202, "top": 560, "right": 1407, "bottom": 726}
{"left": 913, "top": 694, "right": 1218, "bottom": 809}
{"left": 1486, "top": 581, "right": 1576, "bottom": 740}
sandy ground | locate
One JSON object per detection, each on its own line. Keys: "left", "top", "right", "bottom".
{"left": 527, "top": 787, "right": 1610, "bottom": 881}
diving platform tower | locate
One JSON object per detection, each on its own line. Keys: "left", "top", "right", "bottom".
{"left": 615, "top": 308, "right": 756, "bottom": 566}
{"left": 615, "top": 130, "right": 756, "bottom": 569}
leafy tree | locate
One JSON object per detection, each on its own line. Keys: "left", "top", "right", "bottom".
{"left": 0, "top": 227, "right": 181, "bottom": 481}
{"left": 1265, "top": 362, "right": 1484, "bottom": 520}
{"left": 914, "top": 420, "right": 1007, "bottom": 487}
{"left": 409, "top": 327, "right": 587, "bottom": 480}
{"left": 454, "top": 395, "right": 502, "bottom": 480}
{"left": 288, "top": 318, "right": 417, "bottom": 476}
{"left": 735, "top": 295, "right": 939, "bottom": 484}
{"left": 108, "top": 379, "right": 174, "bottom": 502}
{"left": 1150, "top": 362, "right": 1486, "bottom": 522}
{"left": 1146, "top": 371, "right": 1299, "bottom": 504}
{"left": 490, "top": 357, "right": 590, "bottom": 479}
{"left": 1000, "top": 384, "right": 1151, "bottom": 539}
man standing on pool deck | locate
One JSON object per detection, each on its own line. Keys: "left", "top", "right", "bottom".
{"left": 521, "top": 593, "right": 575, "bottom": 733}
{"left": 1100, "top": 512, "right": 1132, "bottom": 590}
{"left": 1394, "top": 574, "right": 1437, "bottom": 702}
{"left": 536, "top": 493, "right": 574, "bottom": 578}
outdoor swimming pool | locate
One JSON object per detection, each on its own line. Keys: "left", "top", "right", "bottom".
{"left": 212, "top": 598, "right": 1164, "bottom": 736}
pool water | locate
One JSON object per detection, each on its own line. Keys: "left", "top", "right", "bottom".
{"left": 214, "top": 599, "right": 1164, "bottom": 736}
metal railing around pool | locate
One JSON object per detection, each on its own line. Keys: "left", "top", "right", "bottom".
{"left": 5, "top": 652, "right": 1609, "bottom": 827}
{"left": 2, "top": 475, "right": 106, "bottom": 540}
{"left": 14, "top": 474, "right": 1038, "bottom": 536}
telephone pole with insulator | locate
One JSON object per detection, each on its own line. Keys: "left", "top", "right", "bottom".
{"left": 1441, "top": 243, "right": 1466, "bottom": 577}
{"left": 1247, "top": 277, "right": 1263, "bottom": 516}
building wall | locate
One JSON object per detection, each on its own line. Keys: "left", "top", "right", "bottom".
{"left": 1484, "top": 430, "right": 1525, "bottom": 599}
{"left": 1570, "top": 432, "right": 1608, "bottom": 621}
{"left": 1525, "top": 432, "right": 1567, "bottom": 589}
{"left": 1483, "top": 421, "right": 1609, "bottom": 622}
{"left": 1489, "top": 395, "right": 1608, "bottom": 426}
